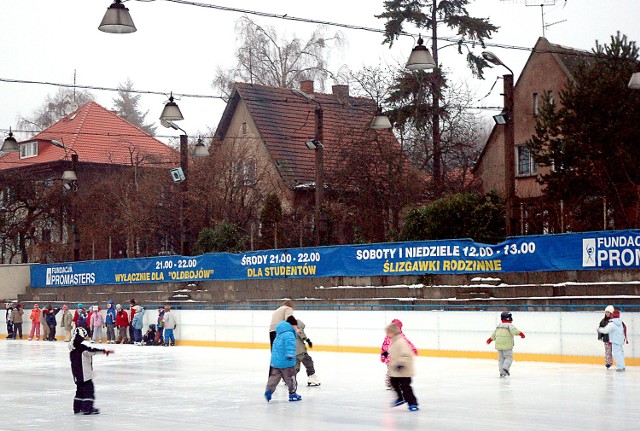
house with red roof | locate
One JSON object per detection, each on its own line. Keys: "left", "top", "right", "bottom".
{"left": 214, "top": 81, "right": 415, "bottom": 245}
{"left": 475, "top": 37, "right": 593, "bottom": 235}
{"left": 0, "top": 101, "right": 178, "bottom": 263}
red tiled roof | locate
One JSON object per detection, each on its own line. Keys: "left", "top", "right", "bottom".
{"left": 216, "top": 83, "right": 399, "bottom": 188}
{"left": 0, "top": 101, "right": 177, "bottom": 171}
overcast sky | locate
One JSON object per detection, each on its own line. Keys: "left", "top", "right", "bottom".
{"left": 1, "top": 0, "right": 639, "bottom": 147}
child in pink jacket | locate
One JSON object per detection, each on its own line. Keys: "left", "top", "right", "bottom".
{"left": 380, "top": 319, "right": 418, "bottom": 389}
{"left": 90, "top": 306, "right": 105, "bottom": 343}
{"left": 28, "top": 304, "right": 41, "bottom": 341}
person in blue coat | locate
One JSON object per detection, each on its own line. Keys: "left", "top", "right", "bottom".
{"left": 104, "top": 301, "right": 117, "bottom": 344}
{"left": 131, "top": 306, "right": 145, "bottom": 345}
{"left": 264, "top": 317, "right": 302, "bottom": 402}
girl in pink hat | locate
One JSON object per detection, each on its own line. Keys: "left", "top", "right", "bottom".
{"left": 28, "top": 304, "right": 41, "bottom": 341}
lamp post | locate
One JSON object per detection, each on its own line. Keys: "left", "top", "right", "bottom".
{"left": 160, "top": 96, "right": 207, "bottom": 255}
{"left": 482, "top": 51, "right": 515, "bottom": 237}
{"left": 51, "top": 139, "right": 80, "bottom": 260}
{"left": 1, "top": 128, "right": 19, "bottom": 152}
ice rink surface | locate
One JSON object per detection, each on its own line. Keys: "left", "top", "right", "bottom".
{"left": 0, "top": 340, "right": 637, "bottom": 430}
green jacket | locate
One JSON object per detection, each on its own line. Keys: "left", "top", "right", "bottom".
{"left": 490, "top": 323, "right": 522, "bottom": 350}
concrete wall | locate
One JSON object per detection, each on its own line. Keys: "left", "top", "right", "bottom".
{"left": 0, "top": 264, "right": 31, "bottom": 300}
{"left": 2, "top": 308, "right": 637, "bottom": 365}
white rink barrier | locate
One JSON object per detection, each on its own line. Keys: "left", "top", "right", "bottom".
{"left": 1, "top": 309, "right": 637, "bottom": 364}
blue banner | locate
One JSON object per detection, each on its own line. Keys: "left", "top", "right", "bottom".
{"left": 30, "top": 230, "right": 640, "bottom": 287}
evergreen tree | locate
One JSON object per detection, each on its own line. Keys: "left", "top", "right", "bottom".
{"left": 112, "top": 79, "right": 157, "bottom": 136}
{"left": 526, "top": 32, "right": 640, "bottom": 230}
{"left": 377, "top": 0, "right": 497, "bottom": 196}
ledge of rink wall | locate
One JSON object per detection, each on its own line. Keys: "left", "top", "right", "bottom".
{"left": 1, "top": 309, "right": 637, "bottom": 366}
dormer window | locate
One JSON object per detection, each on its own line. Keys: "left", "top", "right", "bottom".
{"left": 19, "top": 141, "right": 38, "bottom": 159}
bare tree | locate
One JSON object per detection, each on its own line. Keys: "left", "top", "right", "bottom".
{"left": 18, "top": 88, "right": 94, "bottom": 132}
{"left": 213, "top": 16, "right": 344, "bottom": 99}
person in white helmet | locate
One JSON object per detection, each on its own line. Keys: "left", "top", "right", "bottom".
{"left": 597, "top": 305, "right": 615, "bottom": 369}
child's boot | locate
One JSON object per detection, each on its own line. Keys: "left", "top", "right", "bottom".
{"left": 289, "top": 393, "right": 302, "bottom": 402}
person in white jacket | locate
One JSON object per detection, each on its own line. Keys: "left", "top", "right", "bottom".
{"left": 598, "top": 310, "right": 627, "bottom": 371}
{"left": 162, "top": 305, "right": 177, "bottom": 346}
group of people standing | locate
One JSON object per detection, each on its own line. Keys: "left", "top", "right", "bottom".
{"left": 4, "top": 299, "right": 177, "bottom": 346}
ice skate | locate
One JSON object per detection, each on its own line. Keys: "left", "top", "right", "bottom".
{"left": 392, "top": 399, "right": 406, "bottom": 407}
{"left": 408, "top": 405, "right": 419, "bottom": 412}
{"left": 307, "top": 374, "right": 321, "bottom": 386}
{"left": 83, "top": 407, "right": 100, "bottom": 415}
{"left": 502, "top": 368, "right": 510, "bottom": 376}
{"left": 264, "top": 390, "right": 272, "bottom": 402}
{"left": 288, "top": 393, "right": 302, "bottom": 402}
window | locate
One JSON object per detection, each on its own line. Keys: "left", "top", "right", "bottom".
{"left": 19, "top": 141, "right": 38, "bottom": 159}
{"left": 516, "top": 145, "right": 537, "bottom": 176}
{"left": 533, "top": 93, "right": 539, "bottom": 116}
{"left": 232, "top": 159, "right": 257, "bottom": 186}
{"left": 242, "top": 122, "right": 248, "bottom": 136}
{"left": 243, "top": 158, "right": 257, "bottom": 186}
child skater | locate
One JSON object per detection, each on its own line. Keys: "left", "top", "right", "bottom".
{"left": 380, "top": 319, "right": 418, "bottom": 389}
{"left": 598, "top": 310, "right": 628, "bottom": 372}
{"left": 69, "top": 327, "right": 114, "bottom": 415}
{"left": 486, "top": 311, "right": 526, "bottom": 377}
{"left": 294, "top": 318, "right": 320, "bottom": 386}
{"left": 386, "top": 322, "right": 419, "bottom": 412}
{"left": 265, "top": 316, "right": 302, "bottom": 403}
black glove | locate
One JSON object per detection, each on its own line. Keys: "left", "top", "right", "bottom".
{"left": 306, "top": 339, "right": 313, "bottom": 349}
{"left": 381, "top": 351, "right": 389, "bottom": 358}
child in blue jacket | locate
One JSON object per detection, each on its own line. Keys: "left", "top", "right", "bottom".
{"left": 264, "top": 316, "right": 302, "bottom": 402}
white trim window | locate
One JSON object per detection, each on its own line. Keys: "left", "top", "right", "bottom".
{"left": 516, "top": 145, "right": 537, "bottom": 176}
{"left": 19, "top": 141, "right": 38, "bottom": 159}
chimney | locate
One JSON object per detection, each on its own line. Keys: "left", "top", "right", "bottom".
{"left": 300, "top": 80, "right": 314, "bottom": 94}
{"left": 332, "top": 84, "right": 349, "bottom": 98}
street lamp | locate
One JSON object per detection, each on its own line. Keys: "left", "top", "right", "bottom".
{"left": 160, "top": 97, "right": 206, "bottom": 255}
{"left": 1, "top": 128, "right": 19, "bottom": 152}
{"left": 406, "top": 36, "right": 436, "bottom": 70}
{"left": 482, "top": 50, "right": 515, "bottom": 237}
{"left": 50, "top": 139, "right": 80, "bottom": 260}
{"left": 370, "top": 106, "right": 393, "bottom": 129}
{"left": 99, "top": 0, "right": 137, "bottom": 33}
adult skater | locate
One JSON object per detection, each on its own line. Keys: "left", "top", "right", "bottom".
{"left": 69, "top": 327, "right": 114, "bottom": 415}
{"left": 269, "top": 300, "right": 295, "bottom": 348}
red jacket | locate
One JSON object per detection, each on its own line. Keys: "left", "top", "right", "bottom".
{"left": 115, "top": 310, "right": 129, "bottom": 327}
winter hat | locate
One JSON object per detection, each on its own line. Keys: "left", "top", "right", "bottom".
{"left": 93, "top": 305, "right": 99, "bottom": 311}
{"left": 391, "top": 318, "right": 403, "bottom": 330}
{"left": 77, "top": 303, "right": 84, "bottom": 309}
{"left": 605, "top": 305, "right": 615, "bottom": 314}
{"left": 286, "top": 316, "right": 298, "bottom": 326}
{"left": 116, "top": 304, "right": 122, "bottom": 311}
{"left": 134, "top": 305, "right": 141, "bottom": 312}
{"left": 612, "top": 310, "right": 621, "bottom": 318}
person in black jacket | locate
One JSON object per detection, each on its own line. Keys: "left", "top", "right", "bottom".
{"left": 69, "top": 327, "right": 114, "bottom": 415}
{"left": 598, "top": 305, "right": 615, "bottom": 369}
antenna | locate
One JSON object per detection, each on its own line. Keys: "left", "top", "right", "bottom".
{"left": 501, "top": 1, "right": 568, "bottom": 38}
{"left": 524, "top": 0, "right": 567, "bottom": 38}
